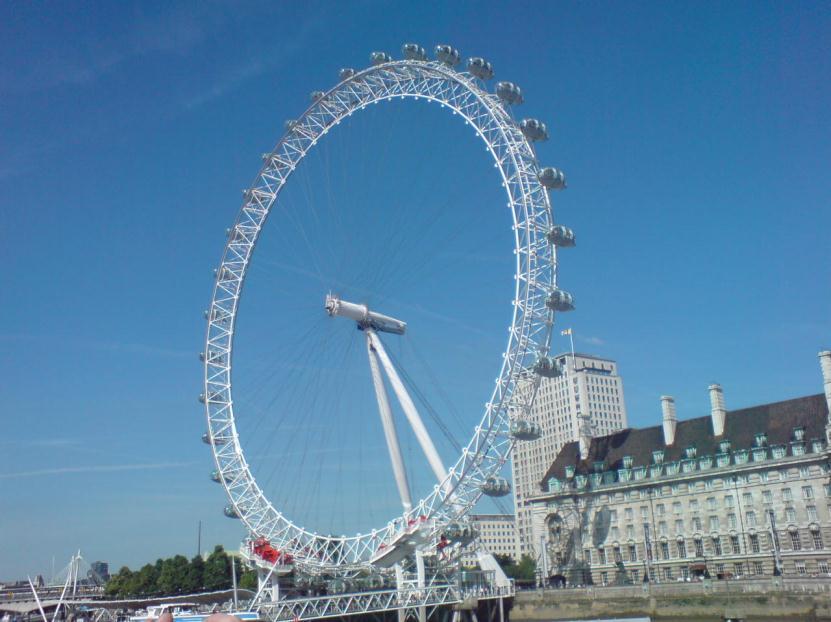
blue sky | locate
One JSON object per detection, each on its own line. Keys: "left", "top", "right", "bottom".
{"left": 1, "top": 1, "right": 829, "bottom": 578}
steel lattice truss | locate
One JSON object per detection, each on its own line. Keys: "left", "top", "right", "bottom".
{"left": 203, "top": 56, "right": 562, "bottom": 571}
{"left": 258, "top": 583, "right": 515, "bottom": 622}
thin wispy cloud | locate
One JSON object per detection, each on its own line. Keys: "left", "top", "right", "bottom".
{"left": 0, "top": 462, "right": 196, "bottom": 480}
{"left": 182, "top": 16, "right": 322, "bottom": 110}
{"left": 4, "top": 6, "right": 215, "bottom": 95}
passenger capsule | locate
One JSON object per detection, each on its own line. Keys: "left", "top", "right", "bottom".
{"left": 532, "top": 356, "right": 563, "bottom": 379}
{"left": 339, "top": 68, "right": 355, "bottom": 81}
{"left": 539, "top": 167, "right": 567, "bottom": 190}
{"left": 224, "top": 505, "right": 241, "bottom": 519}
{"left": 327, "top": 578, "right": 348, "bottom": 594}
{"left": 481, "top": 476, "right": 511, "bottom": 497}
{"left": 547, "top": 225, "right": 576, "bottom": 247}
{"left": 510, "top": 419, "right": 542, "bottom": 441}
{"left": 203, "top": 431, "right": 232, "bottom": 446}
{"left": 402, "top": 43, "right": 427, "bottom": 61}
{"left": 467, "top": 57, "right": 494, "bottom": 80}
{"left": 496, "top": 81, "right": 523, "bottom": 105}
{"left": 520, "top": 118, "right": 549, "bottom": 142}
{"left": 310, "top": 91, "right": 325, "bottom": 102}
{"left": 435, "top": 44, "right": 460, "bottom": 66}
{"left": 546, "top": 288, "right": 575, "bottom": 312}
{"left": 210, "top": 469, "right": 230, "bottom": 483}
{"left": 444, "top": 522, "right": 476, "bottom": 541}
{"left": 370, "top": 51, "right": 391, "bottom": 65}
{"left": 198, "top": 394, "right": 206, "bottom": 404}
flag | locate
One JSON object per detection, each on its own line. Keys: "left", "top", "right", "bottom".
{"left": 561, "top": 328, "right": 572, "bottom": 336}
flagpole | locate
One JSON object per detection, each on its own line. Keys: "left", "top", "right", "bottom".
{"left": 569, "top": 331, "right": 575, "bottom": 365}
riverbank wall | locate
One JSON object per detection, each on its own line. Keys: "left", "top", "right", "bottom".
{"left": 512, "top": 577, "right": 831, "bottom": 621}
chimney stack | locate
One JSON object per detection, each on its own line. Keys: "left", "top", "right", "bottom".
{"left": 661, "top": 396, "right": 677, "bottom": 446}
{"left": 709, "top": 383, "right": 726, "bottom": 436}
{"left": 578, "top": 412, "right": 592, "bottom": 460}
{"left": 820, "top": 351, "right": 831, "bottom": 415}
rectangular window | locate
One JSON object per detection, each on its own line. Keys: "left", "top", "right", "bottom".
{"left": 640, "top": 506, "right": 649, "bottom": 519}
{"left": 600, "top": 570, "right": 609, "bottom": 585}
{"left": 693, "top": 517, "right": 702, "bottom": 532}
{"left": 731, "top": 535, "right": 741, "bottom": 554}
{"left": 660, "top": 541, "right": 670, "bottom": 560}
{"left": 658, "top": 521, "right": 667, "bottom": 536}
{"left": 695, "top": 539, "right": 704, "bottom": 557}
{"left": 786, "top": 507, "right": 797, "bottom": 522}
{"left": 813, "top": 531, "right": 824, "bottom": 550}
{"left": 681, "top": 565, "right": 690, "bottom": 579}
{"left": 728, "top": 513, "right": 737, "bottom": 529}
{"left": 625, "top": 507, "right": 633, "bottom": 521}
{"left": 626, "top": 525, "right": 635, "bottom": 539}
{"left": 754, "top": 561, "right": 765, "bottom": 575}
{"left": 631, "top": 569, "right": 639, "bottom": 582}
{"left": 613, "top": 547, "right": 622, "bottom": 563}
{"left": 677, "top": 540, "right": 687, "bottom": 558}
{"left": 763, "top": 490, "right": 773, "bottom": 504}
{"left": 724, "top": 495, "right": 734, "bottom": 508}
{"left": 709, "top": 516, "right": 720, "bottom": 531}
{"left": 712, "top": 536, "right": 723, "bottom": 555}
{"left": 790, "top": 531, "right": 802, "bottom": 551}
{"left": 819, "top": 561, "right": 829, "bottom": 575}
{"left": 782, "top": 488, "right": 793, "bottom": 502}
{"left": 675, "top": 519, "right": 684, "bottom": 534}
{"left": 628, "top": 544, "right": 637, "bottom": 562}
{"left": 584, "top": 548, "right": 592, "bottom": 564}
{"left": 743, "top": 492, "right": 753, "bottom": 505}
{"left": 673, "top": 501, "right": 682, "bottom": 515}
{"left": 716, "top": 563, "right": 725, "bottom": 574}
{"left": 663, "top": 567, "right": 673, "bottom": 581}
{"left": 808, "top": 505, "right": 819, "bottom": 522}
{"left": 803, "top": 486, "right": 815, "bottom": 500}
{"left": 746, "top": 511, "right": 757, "bottom": 527}
{"left": 657, "top": 504, "right": 666, "bottom": 517}
{"left": 750, "top": 534, "right": 760, "bottom": 553}
{"left": 598, "top": 548, "right": 607, "bottom": 564}
{"left": 707, "top": 497, "right": 717, "bottom": 511}
{"left": 796, "top": 560, "right": 807, "bottom": 575}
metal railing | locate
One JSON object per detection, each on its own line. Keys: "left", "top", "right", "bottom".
{"left": 259, "top": 583, "right": 514, "bottom": 622}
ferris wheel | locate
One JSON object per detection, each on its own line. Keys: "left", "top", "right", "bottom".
{"left": 201, "top": 43, "right": 576, "bottom": 575}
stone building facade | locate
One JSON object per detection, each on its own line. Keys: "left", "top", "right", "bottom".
{"left": 528, "top": 351, "right": 831, "bottom": 585}
{"left": 461, "top": 514, "right": 518, "bottom": 566}
{"left": 513, "top": 353, "right": 628, "bottom": 558}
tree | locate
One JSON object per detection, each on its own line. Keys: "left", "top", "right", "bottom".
{"left": 158, "top": 555, "right": 190, "bottom": 595}
{"left": 203, "top": 545, "right": 231, "bottom": 591}
{"left": 182, "top": 555, "right": 205, "bottom": 594}
{"left": 514, "top": 554, "right": 537, "bottom": 581}
{"left": 104, "top": 567, "right": 133, "bottom": 598}
{"left": 239, "top": 568, "right": 258, "bottom": 591}
{"left": 130, "top": 564, "right": 159, "bottom": 596}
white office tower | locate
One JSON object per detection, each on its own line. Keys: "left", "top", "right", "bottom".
{"left": 512, "top": 352, "right": 628, "bottom": 557}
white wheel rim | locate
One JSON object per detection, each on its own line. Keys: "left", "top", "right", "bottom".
{"left": 203, "top": 58, "right": 558, "bottom": 570}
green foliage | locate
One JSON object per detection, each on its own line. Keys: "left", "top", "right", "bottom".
{"left": 514, "top": 554, "right": 537, "bottom": 581}
{"left": 203, "top": 545, "right": 232, "bottom": 591}
{"left": 103, "top": 545, "right": 244, "bottom": 598}
{"left": 494, "top": 553, "right": 536, "bottom": 581}
{"left": 239, "top": 568, "right": 258, "bottom": 591}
